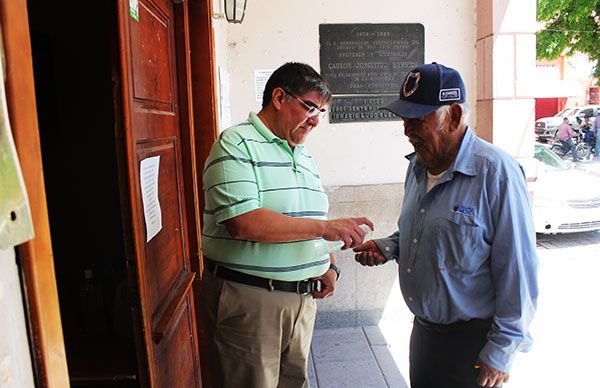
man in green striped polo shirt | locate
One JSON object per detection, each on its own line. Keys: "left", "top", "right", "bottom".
{"left": 200, "top": 62, "right": 373, "bottom": 388}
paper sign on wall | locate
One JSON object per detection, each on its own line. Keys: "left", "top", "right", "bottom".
{"left": 254, "top": 69, "right": 274, "bottom": 103}
{"left": 218, "top": 66, "right": 232, "bottom": 131}
{"left": 140, "top": 156, "right": 162, "bottom": 242}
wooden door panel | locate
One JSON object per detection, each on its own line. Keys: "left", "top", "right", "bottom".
{"left": 117, "top": 0, "right": 201, "bottom": 386}
{"left": 154, "top": 296, "right": 197, "bottom": 388}
{"left": 152, "top": 272, "right": 194, "bottom": 343}
{"left": 137, "top": 139, "right": 186, "bottom": 316}
{"left": 131, "top": 1, "right": 174, "bottom": 107}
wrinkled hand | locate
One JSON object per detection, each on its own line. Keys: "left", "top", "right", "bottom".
{"left": 323, "top": 217, "right": 373, "bottom": 249}
{"left": 312, "top": 267, "right": 337, "bottom": 299}
{"left": 476, "top": 360, "right": 509, "bottom": 387}
{"left": 353, "top": 240, "right": 386, "bottom": 266}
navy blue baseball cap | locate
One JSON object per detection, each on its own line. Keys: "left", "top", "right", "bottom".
{"left": 382, "top": 62, "right": 466, "bottom": 118}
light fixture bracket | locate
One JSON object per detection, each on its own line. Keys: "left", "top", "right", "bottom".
{"left": 224, "top": 0, "right": 247, "bottom": 23}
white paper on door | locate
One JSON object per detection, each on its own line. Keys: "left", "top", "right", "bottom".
{"left": 140, "top": 155, "right": 162, "bottom": 242}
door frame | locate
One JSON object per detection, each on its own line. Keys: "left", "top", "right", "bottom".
{"left": 0, "top": 0, "right": 219, "bottom": 385}
{"left": 0, "top": 0, "right": 70, "bottom": 386}
{"left": 186, "top": 1, "right": 220, "bottom": 384}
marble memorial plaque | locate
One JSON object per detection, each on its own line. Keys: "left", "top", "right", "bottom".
{"left": 320, "top": 23, "right": 424, "bottom": 123}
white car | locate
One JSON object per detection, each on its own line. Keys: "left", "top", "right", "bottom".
{"left": 534, "top": 105, "right": 599, "bottom": 142}
{"left": 532, "top": 144, "right": 600, "bottom": 234}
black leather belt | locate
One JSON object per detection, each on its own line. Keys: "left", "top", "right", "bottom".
{"left": 204, "top": 257, "right": 320, "bottom": 295}
{"left": 415, "top": 316, "right": 493, "bottom": 332}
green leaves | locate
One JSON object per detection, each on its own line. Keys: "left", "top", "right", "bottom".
{"left": 536, "top": 0, "right": 600, "bottom": 82}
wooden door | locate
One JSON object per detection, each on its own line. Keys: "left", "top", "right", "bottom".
{"left": 116, "top": 0, "right": 201, "bottom": 386}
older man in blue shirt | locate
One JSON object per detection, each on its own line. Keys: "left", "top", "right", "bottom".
{"left": 354, "top": 63, "right": 538, "bottom": 388}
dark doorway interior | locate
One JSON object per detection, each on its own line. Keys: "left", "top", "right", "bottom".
{"left": 27, "top": 2, "right": 139, "bottom": 387}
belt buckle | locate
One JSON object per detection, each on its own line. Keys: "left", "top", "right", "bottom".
{"left": 296, "top": 279, "right": 315, "bottom": 295}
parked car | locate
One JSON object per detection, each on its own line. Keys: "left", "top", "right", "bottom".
{"left": 532, "top": 144, "right": 600, "bottom": 234}
{"left": 535, "top": 105, "right": 599, "bottom": 142}
{"left": 569, "top": 105, "right": 600, "bottom": 129}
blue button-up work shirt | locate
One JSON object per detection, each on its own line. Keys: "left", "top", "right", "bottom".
{"left": 376, "top": 128, "right": 539, "bottom": 372}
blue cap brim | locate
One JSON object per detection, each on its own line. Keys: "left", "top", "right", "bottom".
{"left": 381, "top": 98, "right": 441, "bottom": 119}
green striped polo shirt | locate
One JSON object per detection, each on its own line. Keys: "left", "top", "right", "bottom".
{"left": 201, "top": 112, "right": 330, "bottom": 281}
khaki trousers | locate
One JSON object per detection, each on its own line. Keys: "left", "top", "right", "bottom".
{"left": 200, "top": 269, "right": 317, "bottom": 388}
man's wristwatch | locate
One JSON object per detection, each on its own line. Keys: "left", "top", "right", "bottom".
{"left": 328, "top": 264, "right": 341, "bottom": 280}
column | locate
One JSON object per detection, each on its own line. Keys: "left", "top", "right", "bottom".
{"left": 476, "top": 0, "right": 537, "bottom": 171}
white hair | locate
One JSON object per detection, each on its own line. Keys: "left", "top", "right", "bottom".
{"left": 436, "top": 103, "right": 470, "bottom": 128}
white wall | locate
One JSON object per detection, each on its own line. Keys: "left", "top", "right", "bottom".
{"left": 0, "top": 248, "right": 35, "bottom": 388}
{"left": 211, "top": 0, "right": 477, "bottom": 186}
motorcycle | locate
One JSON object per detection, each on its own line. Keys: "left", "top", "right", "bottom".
{"left": 549, "top": 130, "right": 591, "bottom": 161}
{"left": 581, "top": 124, "right": 597, "bottom": 156}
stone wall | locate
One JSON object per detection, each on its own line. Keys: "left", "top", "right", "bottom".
{"left": 315, "top": 183, "right": 404, "bottom": 328}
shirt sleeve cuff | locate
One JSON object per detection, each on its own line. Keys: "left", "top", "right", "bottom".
{"left": 479, "top": 340, "right": 516, "bottom": 373}
{"left": 373, "top": 238, "right": 398, "bottom": 262}
{"left": 214, "top": 200, "right": 259, "bottom": 225}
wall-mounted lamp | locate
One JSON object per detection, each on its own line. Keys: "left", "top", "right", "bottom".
{"left": 225, "top": 0, "right": 247, "bottom": 23}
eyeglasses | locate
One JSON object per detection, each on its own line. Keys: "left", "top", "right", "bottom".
{"left": 282, "top": 88, "right": 327, "bottom": 119}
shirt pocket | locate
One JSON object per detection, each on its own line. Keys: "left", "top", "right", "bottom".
{"left": 433, "top": 213, "right": 489, "bottom": 274}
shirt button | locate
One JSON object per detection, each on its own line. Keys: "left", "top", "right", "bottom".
{"left": 406, "top": 268, "right": 412, "bottom": 273}
{"left": 420, "top": 208, "right": 425, "bottom": 213}
{"left": 385, "top": 246, "right": 390, "bottom": 252}
{"left": 412, "top": 238, "right": 418, "bottom": 244}
{"left": 408, "top": 297, "right": 414, "bottom": 301}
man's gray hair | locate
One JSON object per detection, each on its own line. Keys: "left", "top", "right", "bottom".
{"left": 436, "top": 103, "right": 470, "bottom": 128}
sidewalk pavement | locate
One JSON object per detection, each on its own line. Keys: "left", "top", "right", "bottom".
{"left": 576, "top": 155, "right": 600, "bottom": 177}
{"left": 309, "top": 230, "right": 600, "bottom": 388}
{"left": 309, "top": 325, "right": 409, "bottom": 388}
{"left": 308, "top": 274, "right": 412, "bottom": 388}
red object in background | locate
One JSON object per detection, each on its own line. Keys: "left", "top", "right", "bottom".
{"left": 535, "top": 98, "right": 567, "bottom": 120}
{"left": 589, "top": 86, "right": 599, "bottom": 105}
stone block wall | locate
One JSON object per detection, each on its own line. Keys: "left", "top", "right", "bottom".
{"left": 315, "top": 183, "right": 404, "bottom": 328}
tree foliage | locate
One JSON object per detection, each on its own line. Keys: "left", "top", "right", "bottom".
{"left": 536, "top": 0, "right": 600, "bottom": 82}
